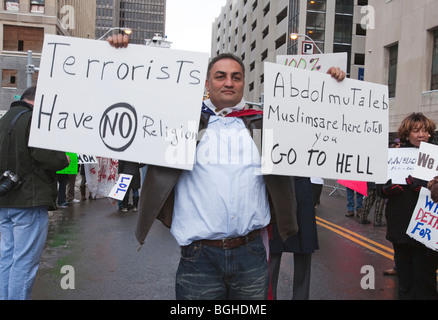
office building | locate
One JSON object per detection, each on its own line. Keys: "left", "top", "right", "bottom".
{"left": 365, "top": 0, "right": 438, "bottom": 132}
{"left": 0, "top": 0, "right": 95, "bottom": 108}
{"left": 211, "top": 0, "right": 367, "bottom": 103}
{"left": 96, "top": 0, "right": 166, "bottom": 45}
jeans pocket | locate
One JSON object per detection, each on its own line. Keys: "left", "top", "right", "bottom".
{"left": 245, "top": 237, "right": 266, "bottom": 256}
{"left": 180, "top": 242, "right": 202, "bottom": 262}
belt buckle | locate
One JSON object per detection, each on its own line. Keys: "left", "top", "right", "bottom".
{"left": 222, "top": 238, "right": 229, "bottom": 250}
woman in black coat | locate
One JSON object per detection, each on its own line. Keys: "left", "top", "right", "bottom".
{"left": 377, "top": 113, "right": 438, "bottom": 300}
{"left": 269, "top": 176, "right": 319, "bottom": 300}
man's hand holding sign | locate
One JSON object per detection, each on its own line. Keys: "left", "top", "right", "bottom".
{"left": 261, "top": 62, "right": 389, "bottom": 183}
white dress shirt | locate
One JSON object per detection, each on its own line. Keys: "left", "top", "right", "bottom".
{"left": 170, "top": 100, "right": 270, "bottom": 246}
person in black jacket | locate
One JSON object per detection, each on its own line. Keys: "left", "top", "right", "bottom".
{"left": 0, "top": 88, "right": 69, "bottom": 300}
{"left": 117, "top": 160, "right": 143, "bottom": 212}
{"left": 377, "top": 112, "right": 438, "bottom": 300}
{"left": 269, "top": 177, "right": 319, "bottom": 300}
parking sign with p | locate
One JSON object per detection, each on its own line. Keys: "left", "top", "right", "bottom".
{"left": 302, "top": 41, "right": 315, "bottom": 55}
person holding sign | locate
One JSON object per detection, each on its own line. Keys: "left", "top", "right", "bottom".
{"left": 108, "top": 36, "right": 345, "bottom": 299}
{"left": 0, "top": 88, "right": 70, "bottom": 300}
{"left": 117, "top": 160, "right": 143, "bottom": 213}
{"left": 428, "top": 176, "right": 438, "bottom": 202}
{"left": 377, "top": 113, "right": 438, "bottom": 300}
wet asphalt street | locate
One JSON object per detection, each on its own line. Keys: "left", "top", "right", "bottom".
{"left": 31, "top": 187, "right": 398, "bottom": 300}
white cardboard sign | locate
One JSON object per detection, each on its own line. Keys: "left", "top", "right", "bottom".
{"left": 108, "top": 174, "right": 132, "bottom": 201}
{"left": 261, "top": 62, "right": 389, "bottom": 182}
{"left": 29, "top": 34, "right": 209, "bottom": 170}
{"left": 276, "top": 52, "right": 348, "bottom": 73}
{"left": 413, "top": 142, "right": 438, "bottom": 181}
{"left": 387, "top": 148, "right": 418, "bottom": 185}
{"left": 407, "top": 187, "right": 438, "bottom": 251}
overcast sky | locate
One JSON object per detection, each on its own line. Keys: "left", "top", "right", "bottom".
{"left": 165, "top": 0, "right": 226, "bottom": 54}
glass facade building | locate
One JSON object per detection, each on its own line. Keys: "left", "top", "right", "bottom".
{"left": 96, "top": 0, "right": 166, "bottom": 44}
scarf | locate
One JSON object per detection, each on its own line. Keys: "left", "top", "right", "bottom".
{"left": 201, "top": 100, "right": 263, "bottom": 117}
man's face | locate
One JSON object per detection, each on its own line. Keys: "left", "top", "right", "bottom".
{"left": 206, "top": 58, "right": 244, "bottom": 111}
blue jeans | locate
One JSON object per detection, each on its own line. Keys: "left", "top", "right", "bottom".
{"left": 346, "top": 188, "right": 364, "bottom": 211}
{"left": 0, "top": 206, "right": 49, "bottom": 300}
{"left": 176, "top": 235, "right": 269, "bottom": 300}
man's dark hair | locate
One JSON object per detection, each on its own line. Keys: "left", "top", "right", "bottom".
{"left": 207, "top": 53, "right": 245, "bottom": 79}
{"left": 20, "top": 87, "right": 36, "bottom": 102}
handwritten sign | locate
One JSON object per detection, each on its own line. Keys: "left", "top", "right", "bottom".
{"left": 387, "top": 148, "right": 418, "bottom": 184}
{"left": 413, "top": 142, "right": 438, "bottom": 181}
{"left": 29, "top": 34, "right": 209, "bottom": 171}
{"left": 261, "top": 62, "right": 389, "bottom": 182}
{"left": 407, "top": 187, "right": 438, "bottom": 251}
{"left": 108, "top": 174, "right": 132, "bottom": 200}
{"left": 276, "top": 52, "right": 348, "bottom": 73}
{"left": 77, "top": 154, "right": 98, "bottom": 164}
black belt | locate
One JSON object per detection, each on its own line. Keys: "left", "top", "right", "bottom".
{"left": 198, "top": 229, "right": 260, "bottom": 250}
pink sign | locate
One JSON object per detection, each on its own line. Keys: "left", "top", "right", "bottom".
{"left": 337, "top": 179, "right": 368, "bottom": 196}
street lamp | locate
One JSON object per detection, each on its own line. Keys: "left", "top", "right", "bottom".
{"left": 98, "top": 27, "right": 132, "bottom": 40}
{"left": 289, "top": 33, "right": 323, "bottom": 54}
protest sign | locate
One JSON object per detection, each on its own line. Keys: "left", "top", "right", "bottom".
{"left": 84, "top": 157, "right": 118, "bottom": 198}
{"left": 406, "top": 187, "right": 438, "bottom": 251}
{"left": 413, "top": 142, "right": 438, "bottom": 181}
{"left": 29, "top": 34, "right": 209, "bottom": 171}
{"left": 337, "top": 180, "right": 368, "bottom": 196}
{"left": 77, "top": 154, "right": 98, "bottom": 164}
{"left": 386, "top": 147, "right": 417, "bottom": 184}
{"left": 261, "top": 62, "right": 389, "bottom": 182}
{"left": 57, "top": 152, "right": 78, "bottom": 174}
{"left": 108, "top": 174, "right": 132, "bottom": 201}
{"left": 276, "top": 52, "right": 348, "bottom": 73}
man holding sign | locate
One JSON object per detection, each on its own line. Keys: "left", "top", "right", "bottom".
{"left": 109, "top": 35, "right": 346, "bottom": 300}
{"left": 377, "top": 113, "right": 438, "bottom": 300}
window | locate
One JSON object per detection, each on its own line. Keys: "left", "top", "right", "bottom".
{"left": 262, "top": 26, "right": 269, "bottom": 39}
{"left": 287, "top": 0, "right": 300, "bottom": 55}
{"left": 334, "top": 44, "right": 351, "bottom": 76}
{"left": 3, "top": 25, "right": 44, "bottom": 53}
{"left": 2, "top": 69, "right": 18, "bottom": 88}
{"left": 276, "top": 6, "right": 287, "bottom": 25}
{"left": 261, "top": 49, "right": 268, "bottom": 61}
{"left": 356, "top": 23, "right": 366, "bottom": 36}
{"left": 263, "top": 3, "right": 270, "bottom": 16}
{"left": 334, "top": 15, "right": 353, "bottom": 44}
{"left": 388, "top": 44, "right": 398, "bottom": 98}
{"left": 432, "top": 29, "right": 438, "bottom": 90}
{"left": 335, "top": 0, "right": 353, "bottom": 14}
{"left": 306, "top": 0, "right": 326, "bottom": 52}
{"left": 30, "top": 0, "right": 45, "bottom": 13}
{"left": 354, "top": 53, "right": 365, "bottom": 66}
{"left": 275, "top": 33, "right": 286, "bottom": 50}
{"left": 4, "top": 0, "right": 19, "bottom": 11}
